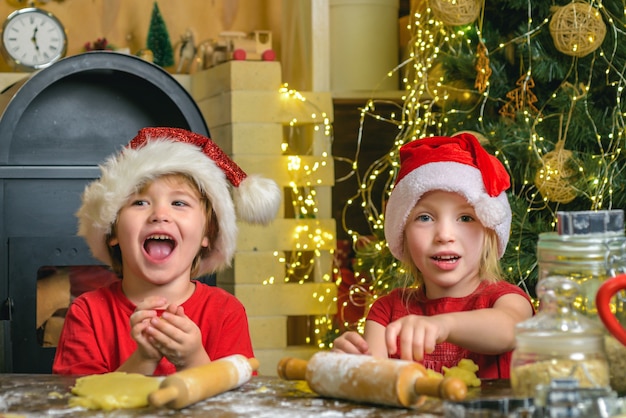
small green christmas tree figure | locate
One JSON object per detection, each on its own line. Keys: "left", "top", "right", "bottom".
{"left": 146, "top": 2, "right": 174, "bottom": 68}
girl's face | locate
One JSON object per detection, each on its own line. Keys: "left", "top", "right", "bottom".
{"left": 404, "top": 190, "right": 485, "bottom": 298}
{"left": 109, "top": 175, "right": 209, "bottom": 286}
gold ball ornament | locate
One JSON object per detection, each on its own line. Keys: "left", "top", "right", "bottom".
{"left": 549, "top": 2, "right": 606, "bottom": 58}
{"left": 429, "top": 0, "right": 482, "bottom": 26}
{"left": 534, "top": 147, "right": 578, "bottom": 204}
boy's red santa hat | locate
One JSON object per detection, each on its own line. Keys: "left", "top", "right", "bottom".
{"left": 77, "top": 127, "right": 281, "bottom": 274}
{"left": 384, "top": 133, "right": 511, "bottom": 260}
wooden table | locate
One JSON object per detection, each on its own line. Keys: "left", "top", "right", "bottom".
{"left": 0, "top": 374, "right": 514, "bottom": 417}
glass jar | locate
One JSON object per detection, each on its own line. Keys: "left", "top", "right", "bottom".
{"left": 536, "top": 210, "right": 626, "bottom": 394}
{"left": 537, "top": 210, "right": 626, "bottom": 319}
{"left": 510, "top": 276, "right": 610, "bottom": 398}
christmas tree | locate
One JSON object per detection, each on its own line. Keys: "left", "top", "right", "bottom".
{"left": 146, "top": 2, "right": 174, "bottom": 68}
{"left": 338, "top": 0, "right": 626, "bottom": 331}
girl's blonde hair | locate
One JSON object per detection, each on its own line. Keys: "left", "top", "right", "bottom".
{"left": 106, "top": 173, "right": 219, "bottom": 279}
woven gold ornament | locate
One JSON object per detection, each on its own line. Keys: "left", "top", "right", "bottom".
{"left": 474, "top": 42, "right": 492, "bottom": 94}
{"left": 534, "top": 142, "right": 578, "bottom": 204}
{"left": 429, "top": 0, "right": 482, "bottom": 26}
{"left": 549, "top": 2, "right": 606, "bottom": 58}
{"left": 499, "top": 75, "right": 540, "bottom": 119}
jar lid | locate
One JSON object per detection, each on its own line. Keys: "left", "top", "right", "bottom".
{"left": 538, "top": 210, "right": 626, "bottom": 275}
{"left": 557, "top": 210, "right": 624, "bottom": 236}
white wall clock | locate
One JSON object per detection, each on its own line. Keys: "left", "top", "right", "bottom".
{"left": 1, "top": 7, "right": 67, "bottom": 71}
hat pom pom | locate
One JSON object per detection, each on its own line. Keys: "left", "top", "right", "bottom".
{"left": 474, "top": 194, "right": 507, "bottom": 227}
{"left": 234, "top": 174, "right": 281, "bottom": 225}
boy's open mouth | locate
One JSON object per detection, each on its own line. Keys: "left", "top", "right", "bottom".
{"left": 144, "top": 234, "right": 177, "bottom": 259}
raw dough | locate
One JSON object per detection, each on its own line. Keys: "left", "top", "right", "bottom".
{"left": 442, "top": 359, "right": 481, "bottom": 387}
{"left": 69, "top": 372, "right": 161, "bottom": 410}
{"left": 424, "top": 359, "right": 481, "bottom": 387}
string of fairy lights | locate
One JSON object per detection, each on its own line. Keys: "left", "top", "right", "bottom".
{"left": 335, "top": 0, "right": 626, "bottom": 334}
{"left": 336, "top": 5, "right": 478, "bottom": 334}
{"left": 263, "top": 84, "right": 336, "bottom": 347}
{"left": 266, "top": 1, "right": 626, "bottom": 345}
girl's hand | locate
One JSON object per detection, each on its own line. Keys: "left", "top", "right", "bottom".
{"left": 332, "top": 331, "right": 371, "bottom": 355}
{"left": 383, "top": 294, "right": 533, "bottom": 361}
{"left": 130, "top": 296, "right": 168, "bottom": 362}
{"left": 144, "top": 304, "right": 210, "bottom": 370}
{"left": 385, "top": 315, "right": 449, "bottom": 361}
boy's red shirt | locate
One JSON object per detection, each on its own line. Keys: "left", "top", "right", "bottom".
{"left": 53, "top": 280, "right": 254, "bottom": 375}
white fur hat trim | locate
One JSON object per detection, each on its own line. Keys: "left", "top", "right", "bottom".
{"left": 384, "top": 161, "right": 511, "bottom": 260}
{"left": 77, "top": 138, "right": 281, "bottom": 274}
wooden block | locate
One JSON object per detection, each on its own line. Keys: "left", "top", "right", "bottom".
{"left": 210, "top": 123, "right": 283, "bottom": 156}
{"left": 237, "top": 218, "right": 337, "bottom": 252}
{"left": 217, "top": 250, "right": 336, "bottom": 286}
{"left": 216, "top": 251, "right": 285, "bottom": 286}
{"left": 254, "top": 346, "right": 320, "bottom": 377}
{"left": 233, "top": 155, "right": 334, "bottom": 187}
{"left": 233, "top": 282, "right": 337, "bottom": 317}
{"left": 248, "top": 316, "right": 287, "bottom": 350}
{"left": 191, "top": 61, "right": 282, "bottom": 100}
{"left": 171, "top": 73, "right": 191, "bottom": 92}
{"left": 313, "top": 186, "right": 333, "bottom": 219}
{"left": 0, "top": 72, "right": 28, "bottom": 91}
{"left": 311, "top": 250, "right": 335, "bottom": 283}
{"left": 197, "top": 91, "right": 333, "bottom": 127}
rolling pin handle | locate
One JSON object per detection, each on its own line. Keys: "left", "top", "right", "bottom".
{"left": 439, "top": 377, "right": 468, "bottom": 401}
{"left": 277, "top": 357, "right": 308, "bottom": 380}
{"left": 248, "top": 357, "right": 260, "bottom": 372}
{"left": 413, "top": 376, "right": 467, "bottom": 401}
{"left": 148, "top": 385, "right": 179, "bottom": 408}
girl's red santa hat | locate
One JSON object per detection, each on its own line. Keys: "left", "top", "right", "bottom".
{"left": 384, "top": 132, "right": 511, "bottom": 260}
{"left": 77, "top": 127, "right": 281, "bottom": 274}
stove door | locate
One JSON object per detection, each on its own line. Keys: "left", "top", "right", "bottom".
{"left": 8, "top": 236, "right": 111, "bottom": 373}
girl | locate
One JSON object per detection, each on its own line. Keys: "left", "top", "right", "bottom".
{"left": 333, "top": 133, "right": 534, "bottom": 379}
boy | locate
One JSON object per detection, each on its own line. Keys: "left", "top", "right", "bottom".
{"left": 53, "top": 127, "right": 281, "bottom": 375}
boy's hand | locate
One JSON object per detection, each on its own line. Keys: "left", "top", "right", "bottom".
{"left": 130, "top": 296, "right": 168, "bottom": 362}
{"left": 145, "top": 304, "right": 209, "bottom": 369}
{"left": 332, "top": 331, "right": 371, "bottom": 355}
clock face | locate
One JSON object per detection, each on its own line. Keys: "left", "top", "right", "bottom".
{"left": 1, "top": 8, "right": 67, "bottom": 71}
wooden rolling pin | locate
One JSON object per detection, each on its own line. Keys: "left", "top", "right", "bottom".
{"left": 149, "top": 354, "right": 259, "bottom": 409}
{"left": 277, "top": 351, "right": 467, "bottom": 408}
